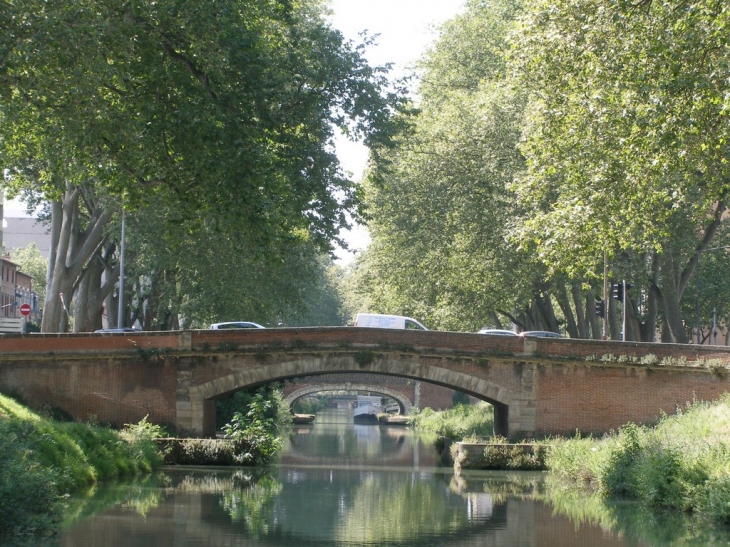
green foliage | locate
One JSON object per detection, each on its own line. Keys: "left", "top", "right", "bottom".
{"left": 1, "top": 0, "right": 404, "bottom": 333}
{"left": 0, "top": 419, "right": 60, "bottom": 537}
{"left": 223, "top": 391, "right": 284, "bottom": 465}
{"left": 122, "top": 415, "right": 168, "bottom": 441}
{"left": 479, "top": 444, "right": 547, "bottom": 471}
{"left": 0, "top": 394, "right": 162, "bottom": 539}
{"left": 546, "top": 394, "right": 730, "bottom": 522}
{"left": 159, "top": 438, "right": 239, "bottom": 466}
{"left": 292, "top": 396, "right": 330, "bottom": 414}
{"left": 451, "top": 391, "right": 471, "bottom": 406}
{"left": 216, "top": 384, "right": 291, "bottom": 431}
{"left": 409, "top": 402, "right": 494, "bottom": 441}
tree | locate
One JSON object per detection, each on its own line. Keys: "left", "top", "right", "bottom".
{"left": 357, "top": 0, "right": 539, "bottom": 332}
{"left": 511, "top": 0, "right": 730, "bottom": 342}
{"left": 1, "top": 0, "right": 405, "bottom": 331}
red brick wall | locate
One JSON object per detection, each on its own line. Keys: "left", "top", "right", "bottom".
{"left": 534, "top": 362, "right": 728, "bottom": 436}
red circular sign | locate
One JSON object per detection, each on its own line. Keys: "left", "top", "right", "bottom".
{"left": 19, "top": 303, "right": 32, "bottom": 316}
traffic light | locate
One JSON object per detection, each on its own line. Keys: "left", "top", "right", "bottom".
{"left": 595, "top": 299, "right": 605, "bottom": 317}
{"left": 611, "top": 282, "right": 634, "bottom": 302}
{"left": 611, "top": 283, "right": 624, "bottom": 302}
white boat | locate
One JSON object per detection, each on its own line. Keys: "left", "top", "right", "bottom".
{"left": 353, "top": 395, "right": 383, "bottom": 422}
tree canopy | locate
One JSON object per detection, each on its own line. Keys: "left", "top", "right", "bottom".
{"left": 1, "top": 0, "right": 405, "bottom": 331}
{"left": 355, "top": 0, "right": 730, "bottom": 342}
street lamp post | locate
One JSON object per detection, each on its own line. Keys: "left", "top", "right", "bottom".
{"left": 116, "top": 208, "right": 126, "bottom": 329}
{"left": 695, "top": 245, "right": 730, "bottom": 344}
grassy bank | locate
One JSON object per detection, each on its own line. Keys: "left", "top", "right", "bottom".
{"left": 547, "top": 394, "right": 730, "bottom": 522}
{"left": 408, "top": 402, "right": 494, "bottom": 440}
{"left": 0, "top": 393, "right": 163, "bottom": 538}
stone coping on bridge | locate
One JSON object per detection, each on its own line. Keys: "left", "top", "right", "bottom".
{"left": 1, "top": 327, "right": 729, "bottom": 367}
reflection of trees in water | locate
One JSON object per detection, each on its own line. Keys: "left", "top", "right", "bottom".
{"left": 539, "top": 476, "right": 730, "bottom": 546}
{"left": 62, "top": 472, "right": 172, "bottom": 526}
{"left": 215, "top": 468, "right": 506, "bottom": 544}
{"left": 336, "top": 472, "right": 483, "bottom": 544}
{"left": 450, "top": 471, "right": 730, "bottom": 546}
{"left": 220, "top": 475, "right": 283, "bottom": 539}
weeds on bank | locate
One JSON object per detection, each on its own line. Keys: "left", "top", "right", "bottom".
{"left": 546, "top": 393, "right": 730, "bottom": 522}
{"left": 408, "top": 402, "right": 494, "bottom": 441}
{"left": 0, "top": 394, "right": 163, "bottom": 539}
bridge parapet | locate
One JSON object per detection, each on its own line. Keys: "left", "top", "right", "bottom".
{"left": 2, "top": 327, "right": 730, "bottom": 365}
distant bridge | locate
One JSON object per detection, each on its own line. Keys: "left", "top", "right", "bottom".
{"left": 284, "top": 383, "right": 413, "bottom": 414}
{"left": 0, "top": 327, "right": 728, "bottom": 438}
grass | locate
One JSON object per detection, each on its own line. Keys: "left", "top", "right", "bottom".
{"left": 0, "top": 393, "right": 163, "bottom": 538}
{"left": 546, "top": 393, "right": 730, "bottom": 523}
{"left": 408, "top": 402, "right": 494, "bottom": 440}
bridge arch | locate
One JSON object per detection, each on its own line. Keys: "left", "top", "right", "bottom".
{"left": 284, "top": 384, "right": 413, "bottom": 414}
{"left": 182, "top": 353, "right": 518, "bottom": 437}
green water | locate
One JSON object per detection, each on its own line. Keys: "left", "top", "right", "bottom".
{"left": 55, "top": 409, "right": 730, "bottom": 546}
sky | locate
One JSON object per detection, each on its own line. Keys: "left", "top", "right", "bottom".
{"left": 329, "top": 0, "right": 464, "bottom": 262}
{"left": 2, "top": 1, "right": 466, "bottom": 258}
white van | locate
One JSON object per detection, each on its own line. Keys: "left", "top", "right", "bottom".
{"left": 354, "top": 313, "right": 428, "bottom": 330}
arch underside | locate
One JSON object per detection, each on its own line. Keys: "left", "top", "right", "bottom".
{"left": 284, "top": 384, "right": 413, "bottom": 414}
{"left": 181, "top": 354, "right": 530, "bottom": 438}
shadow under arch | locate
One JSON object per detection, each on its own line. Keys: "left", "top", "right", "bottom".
{"left": 284, "top": 384, "right": 413, "bottom": 414}
{"left": 185, "top": 353, "right": 515, "bottom": 438}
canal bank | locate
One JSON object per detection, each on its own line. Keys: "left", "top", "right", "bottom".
{"left": 57, "top": 407, "right": 730, "bottom": 546}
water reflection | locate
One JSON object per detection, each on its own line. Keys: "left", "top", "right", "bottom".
{"left": 55, "top": 410, "right": 730, "bottom": 547}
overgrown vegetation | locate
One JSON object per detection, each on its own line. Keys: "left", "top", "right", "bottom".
{"left": 216, "top": 383, "right": 292, "bottom": 431}
{"left": 222, "top": 391, "right": 284, "bottom": 465}
{"left": 292, "top": 396, "right": 330, "bottom": 414}
{"left": 546, "top": 394, "right": 730, "bottom": 522}
{"left": 408, "top": 402, "right": 494, "bottom": 440}
{"left": 0, "top": 394, "right": 163, "bottom": 539}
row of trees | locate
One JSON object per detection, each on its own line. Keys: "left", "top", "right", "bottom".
{"left": 1, "top": 0, "right": 404, "bottom": 331}
{"left": 352, "top": 0, "right": 730, "bottom": 343}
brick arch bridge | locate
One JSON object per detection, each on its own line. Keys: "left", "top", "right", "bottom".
{"left": 1, "top": 327, "right": 729, "bottom": 438}
{"left": 284, "top": 383, "right": 413, "bottom": 414}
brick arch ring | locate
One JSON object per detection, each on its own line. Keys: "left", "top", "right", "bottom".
{"left": 179, "top": 353, "right": 523, "bottom": 437}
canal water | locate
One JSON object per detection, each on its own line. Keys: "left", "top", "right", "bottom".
{"left": 57, "top": 409, "right": 730, "bottom": 546}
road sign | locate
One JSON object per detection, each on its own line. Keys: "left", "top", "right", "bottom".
{"left": 19, "top": 303, "right": 32, "bottom": 316}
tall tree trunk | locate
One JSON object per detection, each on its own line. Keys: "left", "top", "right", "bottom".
{"left": 556, "top": 283, "right": 579, "bottom": 338}
{"left": 41, "top": 183, "right": 114, "bottom": 333}
{"left": 585, "top": 292, "right": 601, "bottom": 340}
{"left": 570, "top": 282, "right": 589, "bottom": 339}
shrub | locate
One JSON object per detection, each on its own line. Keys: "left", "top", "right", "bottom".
{"left": 409, "top": 402, "right": 494, "bottom": 441}
{"left": 547, "top": 394, "right": 730, "bottom": 522}
{"left": 0, "top": 419, "right": 61, "bottom": 536}
{"left": 223, "top": 391, "right": 283, "bottom": 465}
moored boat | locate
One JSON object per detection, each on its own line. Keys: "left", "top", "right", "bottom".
{"left": 292, "top": 413, "right": 316, "bottom": 424}
{"left": 353, "top": 395, "right": 382, "bottom": 423}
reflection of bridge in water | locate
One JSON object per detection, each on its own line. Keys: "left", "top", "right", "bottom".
{"left": 280, "top": 422, "right": 430, "bottom": 467}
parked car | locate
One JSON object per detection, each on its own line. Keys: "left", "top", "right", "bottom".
{"left": 94, "top": 327, "right": 141, "bottom": 333}
{"left": 519, "top": 330, "right": 563, "bottom": 338}
{"left": 210, "top": 321, "right": 265, "bottom": 329}
{"left": 478, "top": 328, "right": 518, "bottom": 336}
{"left": 354, "top": 313, "right": 428, "bottom": 330}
